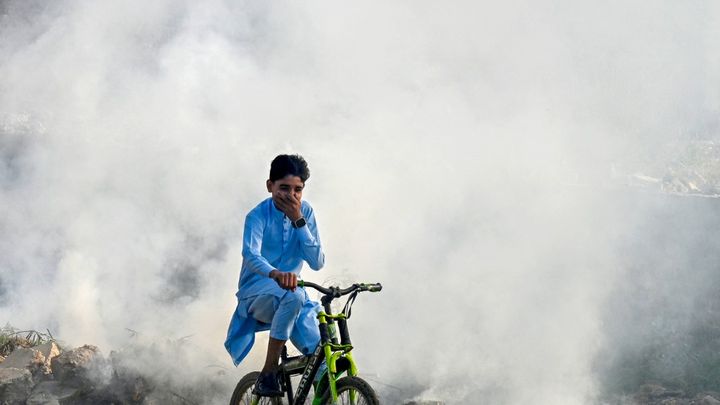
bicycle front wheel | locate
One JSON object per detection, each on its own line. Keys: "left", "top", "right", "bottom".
{"left": 320, "top": 376, "right": 379, "bottom": 405}
{"left": 229, "top": 371, "right": 283, "bottom": 405}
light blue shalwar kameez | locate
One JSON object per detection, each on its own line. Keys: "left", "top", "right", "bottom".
{"left": 225, "top": 198, "right": 325, "bottom": 366}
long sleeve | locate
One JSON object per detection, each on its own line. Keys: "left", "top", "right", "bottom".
{"left": 241, "top": 213, "right": 274, "bottom": 277}
{"left": 296, "top": 206, "right": 325, "bottom": 271}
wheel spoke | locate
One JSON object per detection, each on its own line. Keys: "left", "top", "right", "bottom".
{"left": 337, "top": 389, "right": 369, "bottom": 405}
{"left": 320, "top": 376, "right": 377, "bottom": 405}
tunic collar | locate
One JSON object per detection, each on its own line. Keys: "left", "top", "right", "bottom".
{"left": 269, "top": 198, "right": 287, "bottom": 221}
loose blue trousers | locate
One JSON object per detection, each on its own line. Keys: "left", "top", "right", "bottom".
{"left": 225, "top": 287, "right": 321, "bottom": 365}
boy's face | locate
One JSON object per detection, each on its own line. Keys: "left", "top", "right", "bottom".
{"left": 266, "top": 175, "right": 304, "bottom": 203}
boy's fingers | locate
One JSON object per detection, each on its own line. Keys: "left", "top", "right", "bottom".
{"left": 285, "top": 273, "right": 296, "bottom": 290}
{"left": 285, "top": 194, "right": 298, "bottom": 204}
{"left": 273, "top": 271, "right": 298, "bottom": 290}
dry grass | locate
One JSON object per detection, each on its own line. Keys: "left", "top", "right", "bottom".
{"left": 0, "top": 324, "right": 56, "bottom": 357}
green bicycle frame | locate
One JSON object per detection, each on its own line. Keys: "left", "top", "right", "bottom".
{"left": 312, "top": 311, "right": 358, "bottom": 405}
{"left": 248, "top": 281, "right": 379, "bottom": 405}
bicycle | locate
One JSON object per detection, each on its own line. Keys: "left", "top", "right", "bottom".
{"left": 229, "top": 280, "right": 383, "bottom": 405}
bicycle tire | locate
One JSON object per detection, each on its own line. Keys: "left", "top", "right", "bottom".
{"left": 319, "top": 376, "right": 379, "bottom": 405}
{"left": 229, "top": 371, "right": 283, "bottom": 405}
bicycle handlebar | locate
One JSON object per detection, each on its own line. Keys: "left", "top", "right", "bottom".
{"left": 298, "top": 280, "right": 382, "bottom": 297}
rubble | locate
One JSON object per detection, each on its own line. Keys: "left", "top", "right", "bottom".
{"left": 604, "top": 384, "right": 720, "bottom": 405}
{"left": 616, "top": 140, "right": 720, "bottom": 197}
{"left": 0, "top": 328, "right": 233, "bottom": 404}
{"left": 50, "top": 344, "right": 106, "bottom": 387}
{"left": 694, "top": 395, "right": 720, "bottom": 405}
{"left": 633, "top": 384, "right": 685, "bottom": 403}
{"left": 0, "top": 328, "right": 717, "bottom": 405}
{"left": 0, "top": 347, "right": 45, "bottom": 376}
{"left": 26, "top": 381, "right": 81, "bottom": 405}
{"left": 0, "top": 338, "right": 116, "bottom": 404}
{"left": 0, "top": 367, "right": 33, "bottom": 404}
{"left": 35, "top": 342, "right": 61, "bottom": 370}
{"left": 0, "top": 343, "right": 59, "bottom": 377}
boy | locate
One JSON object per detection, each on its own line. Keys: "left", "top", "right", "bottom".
{"left": 225, "top": 154, "right": 325, "bottom": 397}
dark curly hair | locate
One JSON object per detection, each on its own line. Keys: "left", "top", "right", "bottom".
{"left": 269, "top": 154, "right": 310, "bottom": 183}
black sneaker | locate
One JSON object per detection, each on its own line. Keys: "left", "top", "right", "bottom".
{"left": 252, "top": 372, "right": 283, "bottom": 397}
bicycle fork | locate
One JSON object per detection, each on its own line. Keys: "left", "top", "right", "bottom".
{"left": 315, "top": 311, "right": 359, "bottom": 404}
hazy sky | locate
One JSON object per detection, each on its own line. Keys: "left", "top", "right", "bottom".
{"left": 1, "top": 1, "right": 719, "bottom": 403}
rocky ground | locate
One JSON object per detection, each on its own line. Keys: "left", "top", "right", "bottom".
{"left": 0, "top": 342, "right": 190, "bottom": 404}
{"left": 0, "top": 327, "right": 232, "bottom": 405}
{"left": 1, "top": 336, "right": 719, "bottom": 405}
{"left": 0, "top": 331, "right": 719, "bottom": 404}
{"left": 602, "top": 384, "right": 720, "bottom": 405}
{"left": 0, "top": 333, "right": 440, "bottom": 405}
{"left": 615, "top": 140, "right": 720, "bottom": 197}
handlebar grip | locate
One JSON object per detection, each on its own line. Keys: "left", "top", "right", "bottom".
{"left": 363, "top": 283, "right": 382, "bottom": 292}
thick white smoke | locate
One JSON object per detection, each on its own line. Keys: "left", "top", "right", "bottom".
{"left": 1, "top": 1, "right": 719, "bottom": 403}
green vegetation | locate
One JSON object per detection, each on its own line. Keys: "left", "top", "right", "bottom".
{"left": 0, "top": 324, "right": 56, "bottom": 357}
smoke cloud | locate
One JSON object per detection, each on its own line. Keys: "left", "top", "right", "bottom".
{"left": 1, "top": 1, "right": 719, "bottom": 403}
